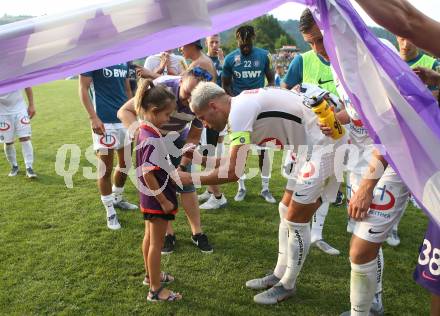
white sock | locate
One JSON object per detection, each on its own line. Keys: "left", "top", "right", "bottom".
{"left": 101, "top": 194, "right": 116, "bottom": 218}
{"left": 216, "top": 142, "right": 224, "bottom": 157}
{"left": 112, "top": 185, "right": 124, "bottom": 204}
{"left": 273, "top": 202, "right": 289, "bottom": 279}
{"left": 4, "top": 143, "right": 17, "bottom": 167}
{"left": 392, "top": 208, "right": 405, "bottom": 231}
{"left": 350, "top": 259, "right": 377, "bottom": 316}
{"left": 375, "top": 247, "right": 384, "bottom": 305}
{"left": 261, "top": 176, "right": 270, "bottom": 191}
{"left": 238, "top": 176, "right": 246, "bottom": 191}
{"left": 280, "top": 220, "right": 311, "bottom": 290}
{"left": 21, "top": 140, "right": 34, "bottom": 168}
{"left": 311, "top": 202, "right": 329, "bottom": 243}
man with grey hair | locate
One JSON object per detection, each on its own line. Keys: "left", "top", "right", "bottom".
{"left": 178, "top": 81, "right": 348, "bottom": 305}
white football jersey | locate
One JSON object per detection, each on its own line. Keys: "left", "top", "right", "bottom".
{"left": 0, "top": 91, "right": 27, "bottom": 115}
{"left": 144, "top": 53, "right": 187, "bottom": 75}
{"left": 228, "top": 87, "right": 336, "bottom": 149}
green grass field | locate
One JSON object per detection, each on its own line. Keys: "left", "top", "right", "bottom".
{"left": 0, "top": 80, "right": 430, "bottom": 315}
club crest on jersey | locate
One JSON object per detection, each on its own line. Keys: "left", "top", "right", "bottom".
{"left": 258, "top": 137, "right": 284, "bottom": 149}
{"left": 234, "top": 55, "right": 241, "bottom": 66}
{"left": 254, "top": 60, "right": 260, "bottom": 67}
{"left": 351, "top": 118, "right": 363, "bottom": 127}
{"left": 300, "top": 161, "right": 316, "bottom": 179}
{"left": 20, "top": 116, "right": 31, "bottom": 125}
{"left": 348, "top": 185, "right": 396, "bottom": 211}
{"left": 0, "top": 121, "right": 11, "bottom": 131}
{"left": 370, "top": 185, "right": 395, "bottom": 211}
{"left": 99, "top": 134, "right": 117, "bottom": 147}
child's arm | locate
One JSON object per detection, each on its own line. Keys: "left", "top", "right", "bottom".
{"left": 143, "top": 171, "right": 175, "bottom": 213}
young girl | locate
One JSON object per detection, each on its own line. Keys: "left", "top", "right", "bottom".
{"left": 134, "top": 79, "right": 182, "bottom": 302}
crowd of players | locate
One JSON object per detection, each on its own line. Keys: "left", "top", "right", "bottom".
{"left": 1, "top": 0, "right": 440, "bottom": 314}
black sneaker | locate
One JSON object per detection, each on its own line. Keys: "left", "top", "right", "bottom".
{"left": 161, "top": 234, "right": 176, "bottom": 255}
{"left": 8, "top": 165, "right": 19, "bottom": 177}
{"left": 191, "top": 233, "right": 213, "bottom": 253}
{"left": 333, "top": 191, "right": 344, "bottom": 206}
{"left": 25, "top": 167, "right": 37, "bottom": 178}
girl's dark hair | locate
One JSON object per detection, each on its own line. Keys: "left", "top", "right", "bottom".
{"left": 299, "top": 8, "right": 316, "bottom": 33}
{"left": 134, "top": 79, "right": 176, "bottom": 116}
{"left": 235, "top": 25, "right": 255, "bottom": 42}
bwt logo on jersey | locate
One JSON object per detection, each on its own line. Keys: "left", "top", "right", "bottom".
{"left": 234, "top": 70, "right": 262, "bottom": 79}
{"left": 103, "top": 68, "right": 127, "bottom": 78}
{"left": 99, "top": 134, "right": 117, "bottom": 147}
{"left": 20, "top": 116, "right": 31, "bottom": 125}
{"left": 0, "top": 121, "right": 11, "bottom": 131}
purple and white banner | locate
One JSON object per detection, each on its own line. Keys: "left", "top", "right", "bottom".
{"left": 1, "top": 0, "right": 440, "bottom": 225}
{"left": 307, "top": 0, "right": 440, "bottom": 225}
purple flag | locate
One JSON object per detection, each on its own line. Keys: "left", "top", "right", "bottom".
{"left": 307, "top": 0, "right": 440, "bottom": 225}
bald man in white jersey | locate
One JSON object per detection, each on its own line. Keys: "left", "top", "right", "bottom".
{"left": 178, "top": 82, "right": 347, "bottom": 304}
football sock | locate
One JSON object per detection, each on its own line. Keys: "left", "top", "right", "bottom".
{"left": 311, "top": 202, "right": 329, "bottom": 243}
{"left": 375, "top": 247, "right": 384, "bottom": 305}
{"left": 4, "top": 143, "right": 17, "bottom": 167}
{"left": 112, "top": 185, "right": 124, "bottom": 204}
{"left": 101, "top": 194, "right": 116, "bottom": 218}
{"left": 238, "top": 176, "right": 246, "bottom": 191}
{"left": 21, "top": 140, "right": 34, "bottom": 168}
{"left": 261, "top": 176, "right": 270, "bottom": 191}
{"left": 350, "top": 259, "right": 377, "bottom": 316}
{"left": 273, "top": 202, "right": 289, "bottom": 278}
{"left": 280, "top": 220, "right": 311, "bottom": 290}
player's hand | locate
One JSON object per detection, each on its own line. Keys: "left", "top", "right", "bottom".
{"left": 218, "top": 48, "right": 224, "bottom": 63}
{"left": 348, "top": 186, "right": 374, "bottom": 221}
{"left": 160, "top": 199, "right": 175, "bottom": 214}
{"left": 27, "top": 105, "right": 36, "bottom": 119}
{"left": 135, "top": 66, "right": 155, "bottom": 79}
{"left": 182, "top": 143, "right": 197, "bottom": 159}
{"left": 413, "top": 66, "right": 440, "bottom": 87}
{"left": 91, "top": 117, "right": 105, "bottom": 135}
{"left": 160, "top": 52, "right": 170, "bottom": 68}
{"left": 291, "top": 84, "right": 301, "bottom": 93}
{"left": 318, "top": 123, "right": 332, "bottom": 137}
{"left": 175, "top": 170, "right": 193, "bottom": 186}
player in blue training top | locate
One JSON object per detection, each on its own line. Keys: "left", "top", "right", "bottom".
{"left": 79, "top": 63, "right": 137, "bottom": 231}
{"left": 222, "top": 25, "right": 276, "bottom": 204}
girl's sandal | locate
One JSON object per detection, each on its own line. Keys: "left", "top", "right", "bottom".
{"left": 147, "top": 286, "right": 182, "bottom": 302}
{"left": 143, "top": 272, "right": 174, "bottom": 286}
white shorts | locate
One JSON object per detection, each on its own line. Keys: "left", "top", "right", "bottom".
{"left": 286, "top": 148, "right": 340, "bottom": 204}
{"left": 0, "top": 110, "right": 32, "bottom": 143}
{"left": 92, "top": 123, "right": 130, "bottom": 151}
{"left": 348, "top": 167, "right": 410, "bottom": 243}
